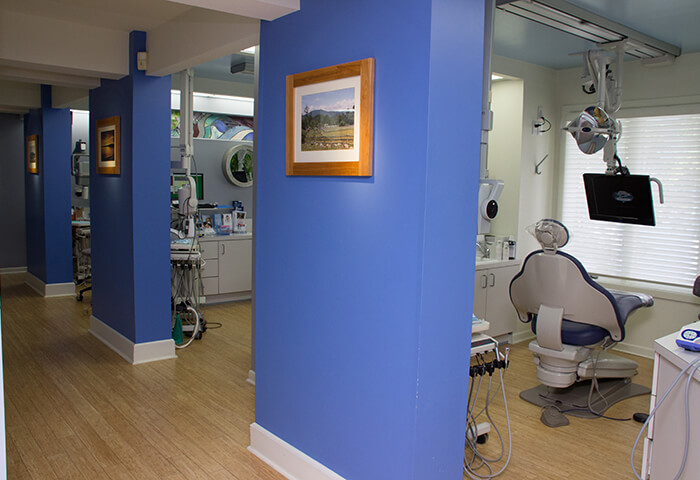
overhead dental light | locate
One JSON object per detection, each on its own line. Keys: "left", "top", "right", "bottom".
{"left": 564, "top": 46, "right": 625, "bottom": 172}
{"left": 497, "top": 0, "right": 670, "bottom": 226}
{"left": 496, "top": 0, "right": 681, "bottom": 62}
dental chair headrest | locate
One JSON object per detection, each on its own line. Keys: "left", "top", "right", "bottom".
{"left": 527, "top": 219, "right": 569, "bottom": 253}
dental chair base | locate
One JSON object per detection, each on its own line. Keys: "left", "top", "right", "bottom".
{"left": 523, "top": 340, "right": 650, "bottom": 417}
{"left": 529, "top": 341, "right": 641, "bottom": 387}
{"left": 520, "top": 379, "right": 649, "bottom": 419}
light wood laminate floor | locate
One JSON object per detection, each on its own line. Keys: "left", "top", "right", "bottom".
{"left": 465, "top": 337, "right": 654, "bottom": 479}
{"left": 1, "top": 273, "right": 654, "bottom": 479}
{"left": 1, "top": 273, "right": 284, "bottom": 480}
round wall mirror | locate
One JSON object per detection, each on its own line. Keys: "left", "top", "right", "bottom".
{"left": 222, "top": 143, "right": 254, "bottom": 187}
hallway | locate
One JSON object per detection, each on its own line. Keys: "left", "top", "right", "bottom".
{"left": 0, "top": 273, "right": 282, "bottom": 479}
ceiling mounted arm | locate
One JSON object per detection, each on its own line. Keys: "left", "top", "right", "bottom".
{"left": 496, "top": 0, "right": 681, "bottom": 61}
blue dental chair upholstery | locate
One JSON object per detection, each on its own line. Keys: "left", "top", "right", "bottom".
{"left": 509, "top": 219, "right": 653, "bottom": 417}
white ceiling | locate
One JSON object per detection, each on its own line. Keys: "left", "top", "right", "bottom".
{"left": 0, "top": 0, "right": 191, "bottom": 31}
{"left": 0, "top": 0, "right": 298, "bottom": 114}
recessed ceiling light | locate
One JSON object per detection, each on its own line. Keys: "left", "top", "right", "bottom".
{"left": 240, "top": 46, "right": 256, "bottom": 54}
{"left": 491, "top": 74, "right": 503, "bottom": 81}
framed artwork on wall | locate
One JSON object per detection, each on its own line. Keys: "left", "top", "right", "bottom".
{"left": 286, "top": 58, "right": 374, "bottom": 176}
{"left": 96, "top": 116, "right": 121, "bottom": 175}
{"left": 26, "top": 134, "right": 39, "bottom": 174}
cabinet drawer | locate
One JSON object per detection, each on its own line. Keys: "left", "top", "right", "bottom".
{"left": 201, "top": 276, "right": 219, "bottom": 295}
{"left": 200, "top": 241, "right": 219, "bottom": 259}
{"left": 201, "top": 258, "right": 218, "bottom": 278}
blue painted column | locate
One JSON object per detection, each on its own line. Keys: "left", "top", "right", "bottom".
{"left": 89, "top": 31, "right": 172, "bottom": 353}
{"left": 24, "top": 86, "right": 73, "bottom": 290}
{"left": 255, "top": 0, "right": 483, "bottom": 479}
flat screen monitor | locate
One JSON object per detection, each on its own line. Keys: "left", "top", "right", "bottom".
{"left": 171, "top": 173, "right": 204, "bottom": 200}
{"left": 583, "top": 173, "right": 656, "bottom": 226}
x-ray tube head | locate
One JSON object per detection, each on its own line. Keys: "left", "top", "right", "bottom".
{"left": 477, "top": 179, "right": 504, "bottom": 234}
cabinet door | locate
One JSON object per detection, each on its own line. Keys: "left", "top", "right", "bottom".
{"left": 473, "top": 271, "right": 488, "bottom": 320}
{"left": 199, "top": 241, "right": 219, "bottom": 260}
{"left": 201, "top": 277, "right": 219, "bottom": 295}
{"left": 218, "top": 239, "right": 252, "bottom": 294}
{"left": 484, "top": 265, "right": 519, "bottom": 337}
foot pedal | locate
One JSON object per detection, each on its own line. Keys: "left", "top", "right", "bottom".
{"left": 541, "top": 406, "right": 569, "bottom": 428}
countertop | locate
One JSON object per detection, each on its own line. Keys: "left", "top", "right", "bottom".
{"left": 198, "top": 233, "right": 252, "bottom": 242}
{"left": 475, "top": 257, "right": 521, "bottom": 270}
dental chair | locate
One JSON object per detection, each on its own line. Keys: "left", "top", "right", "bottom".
{"left": 509, "top": 219, "right": 653, "bottom": 418}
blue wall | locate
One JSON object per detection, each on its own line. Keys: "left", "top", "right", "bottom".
{"left": 24, "top": 109, "right": 45, "bottom": 280}
{"left": 0, "top": 113, "right": 27, "bottom": 269}
{"left": 255, "top": 1, "right": 483, "bottom": 478}
{"left": 89, "top": 31, "right": 171, "bottom": 344}
{"left": 24, "top": 87, "right": 73, "bottom": 285}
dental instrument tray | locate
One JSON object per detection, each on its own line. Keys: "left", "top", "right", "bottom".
{"left": 676, "top": 320, "right": 700, "bottom": 352}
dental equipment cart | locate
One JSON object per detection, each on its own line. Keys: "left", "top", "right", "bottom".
{"left": 641, "top": 331, "right": 700, "bottom": 479}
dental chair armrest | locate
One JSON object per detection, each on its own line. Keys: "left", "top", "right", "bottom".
{"left": 608, "top": 289, "right": 653, "bottom": 321}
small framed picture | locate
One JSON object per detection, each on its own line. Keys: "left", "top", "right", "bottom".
{"left": 286, "top": 58, "right": 375, "bottom": 176}
{"left": 96, "top": 116, "right": 120, "bottom": 175}
{"left": 26, "top": 134, "right": 39, "bottom": 174}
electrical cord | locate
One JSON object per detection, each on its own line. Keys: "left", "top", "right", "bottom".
{"left": 557, "top": 347, "right": 632, "bottom": 422}
{"left": 630, "top": 357, "right": 700, "bottom": 480}
{"left": 534, "top": 116, "right": 552, "bottom": 133}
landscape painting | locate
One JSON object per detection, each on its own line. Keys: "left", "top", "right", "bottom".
{"left": 26, "top": 134, "right": 38, "bottom": 174}
{"left": 300, "top": 87, "right": 355, "bottom": 151}
{"left": 286, "top": 58, "right": 374, "bottom": 176}
{"left": 96, "top": 116, "right": 120, "bottom": 175}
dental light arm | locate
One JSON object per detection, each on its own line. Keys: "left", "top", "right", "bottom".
{"left": 178, "top": 175, "right": 198, "bottom": 238}
{"left": 564, "top": 47, "right": 625, "bottom": 173}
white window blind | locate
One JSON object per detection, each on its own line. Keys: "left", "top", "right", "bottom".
{"left": 560, "top": 113, "right": 700, "bottom": 287}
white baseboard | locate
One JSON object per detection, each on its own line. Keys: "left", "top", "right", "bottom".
{"left": 203, "top": 291, "right": 252, "bottom": 304}
{"left": 25, "top": 272, "right": 75, "bottom": 297}
{"left": 512, "top": 330, "right": 535, "bottom": 345}
{"left": 247, "top": 369, "right": 256, "bottom": 386}
{"left": 89, "top": 315, "right": 176, "bottom": 365}
{"left": 0, "top": 266, "right": 27, "bottom": 274}
{"left": 509, "top": 330, "right": 653, "bottom": 359}
{"left": 248, "top": 423, "right": 346, "bottom": 480}
{"left": 616, "top": 342, "right": 654, "bottom": 359}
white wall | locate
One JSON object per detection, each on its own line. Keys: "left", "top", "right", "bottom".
{"left": 556, "top": 51, "right": 700, "bottom": 111}
{"left": 491, "top": 55, "right": 560, "bottom": 257}
{"left": 487, "top": 78, "right": 523, "bottom": 237}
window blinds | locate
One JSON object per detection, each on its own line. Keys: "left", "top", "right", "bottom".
{"left": 560, "top": 113, "right": 700, "bottom": 287}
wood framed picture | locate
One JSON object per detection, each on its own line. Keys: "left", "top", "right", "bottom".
{"left": 26, "top": 134, "right": 39, "bottom": 174}
{"left": 286, "top": 58, "right": 374, "bottom": 176}
{"left": 96, "top": 116, "right": 120, "bottom": 175}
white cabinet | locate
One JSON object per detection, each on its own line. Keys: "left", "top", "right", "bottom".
{"left": 642, "top": 331, "right": 700, "bottom": 479}
{"left": 199, "top": 235, "right": 252, "bottom": 302}
{"left": 219, "top": 239, "right": 252, "bottom": 293}
{"left": 474, "top": 262, "right": 520, "bottom": 338}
